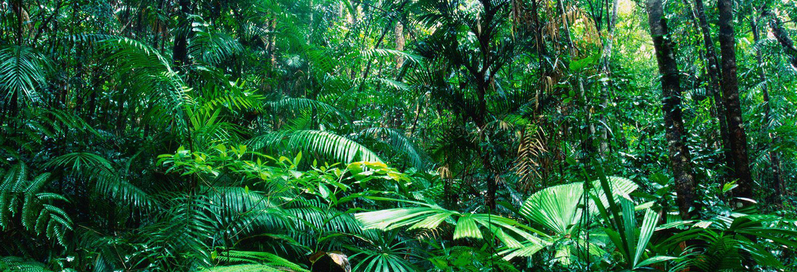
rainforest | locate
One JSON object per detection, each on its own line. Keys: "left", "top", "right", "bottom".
{"left": 1, "top": 0, "right": 796, "bottom": 271}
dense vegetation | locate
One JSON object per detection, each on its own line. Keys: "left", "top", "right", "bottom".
{"left": 1, "top": 0, "right": 796, "bottom": 271}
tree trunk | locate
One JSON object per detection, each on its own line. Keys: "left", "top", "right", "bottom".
{"left": 269, "top": 18, "right": 277, "bottom": 67}
{"left": 172, "top": 0, "right": 191, "bottom": 66}
{"left": 395, "top": 21, "right": 405, "bottom": 69}
{"left": 752, "top": 8, "right": 784, "bottom": 206}
{"left": 717, "top": 0, "right": 754, "bottom": 203}
{"left": 692, "top": 0, "right": 734, "bottom": 175}
{"left": 463, "top": 0, "right": 503, "bottom": 211}
{"left": 14, "top": 0, "right": 24, "bottom": 46}
{"left": 645, "top": 0, "right": 697, "bottom": 219}
{"left": 597, "top": 0, "right": 619, "bottom": 158}
{"left": 474, "top": 79, "right": 496, "bottom": 211}
{"left": 765, "top": 10, "right": 797, "bottom": 69}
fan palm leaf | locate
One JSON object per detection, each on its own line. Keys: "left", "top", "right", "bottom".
{"left": 354, "top": 197, "right": 551, "bottom": 256}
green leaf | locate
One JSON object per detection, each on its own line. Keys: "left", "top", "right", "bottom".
{"left": 633, "top": 209, "right": 659, "bottom": 267}
{"left": 453, "top": 214, "right": 482, "bottom": 240}
{"left": 318, "top": 184, "right": 331, "bottom": 199}
{"left": 635, "top": 256, "right": 677, "bottom": 268}
{"left": 520, "top": 182, "right": 584, "bottom": 235}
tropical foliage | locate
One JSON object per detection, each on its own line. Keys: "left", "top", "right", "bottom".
{"left": 0, "top": 0, "right": 796, "bottom": 271}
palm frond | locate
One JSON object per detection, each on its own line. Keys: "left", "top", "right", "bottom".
{"left": 209, "top": 250, "right": 308, "bottom": 272}
{"left": 0, "top": 45, "right": 51, "bottom": 104}
{"left": 359, "top": 49, "right": 423, "bottom": 65}
{"left": 248, "top": 130, "right": 382, "bottom": 164}
{"left": 201, "top": 186, "right": 291, "bottom": 240}
{"left": 100, "top": 36, "right": 194, "bottom": 130}
{"left": 199, "top": 83, "right": 265, "bottom": 114}
{"left": 518, "top": 176, "right": 637, "bottom": 236}
{"left": 0, "top": 165, "right": 71, "bottom": 246}
{"left": 143, "top": 195, "right": 214, "bottom": 268}
{"left": 46, "top": 152, "right": 154, "bottom": 209}
{"left": 0, "top": 256, "right": 53, "bottom": 272}
{"left": 263, "top": 97, "right": 349, "bottom": 123}
{"left": 200, "top": 264, "right": 284, "bottom": 272}
{"left": 189, "top": 26, "right": 244, "bottom": 65}
{"left": 355, "top": 197, "right": 550, "bottom": 257}
{"left": 513, "top": 124, "right": 546, "bottom": 191}
{"left": 359, "top": 127, "right": 430, "bottom": 170}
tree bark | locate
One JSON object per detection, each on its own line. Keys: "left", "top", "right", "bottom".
{"left": 717, "top": 0, "right": 754, "bottom": 203}
{"left": 691, "top": 0, "right": 734, "bottom": 175}
{"left": 645, "top": 0, "right": 697, "bottom": 219}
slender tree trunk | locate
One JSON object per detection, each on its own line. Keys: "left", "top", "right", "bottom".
{"left": 473, "top": 0, "right": 500, "bottom": 211}
{"left": 441, "top": 163, "right": 454, "bottom": 209}
{"left": 645, "top": 0, "right": 697, "bottom": 219}
{"left": 152, "top": 0, "right": 165, "bottom": 48}
{"left": 395, "top": 21, "right": 405, "bottom": 69}
{"left": 752, "top": 8, "right": 784, "bottom": 206}
{"left": 9, "top": 0, "right": 25, "bottom": 117}
{"left": 528, "top": 0, "right": 542, "bottom": 52}
{"left": 531, "top": 0, "right": 545, "bottom": 115}
{"left": 718, "top": 0, "right": 754, "bottom": 203}
{"left": 597, "top": 0, "right": 619, "bottom": 158}
{"left": 691, "top": 0, "right": 734, "bottom": 175}
{"left": 173, "top": 0, "right": 191, "bottom": 66}
{"left": 764, "top": 10, "right": 797, "bottom": 69}
{"left": 15, "top": 0, "right": 24, "bottom": 46}
{"left": 557, "top": 0, "right": 576, "bottom": 54}
{"left": 474, "top": 78, "right": 496, "bottom": 211}
{"left": 360, "top": 20, "right": 391, "bottom": 82}
{"left": 268, "top": 17, "right": 277, "bottom": 67}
